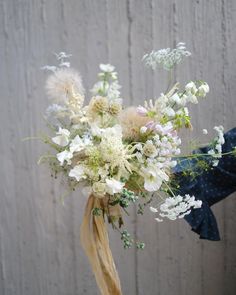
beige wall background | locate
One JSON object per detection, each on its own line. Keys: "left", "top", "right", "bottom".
{"left": 0, "top": 0, "right": 236, "bottom": 294}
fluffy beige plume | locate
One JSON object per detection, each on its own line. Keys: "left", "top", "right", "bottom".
{"left": 118, "top": 107, "right": 151, "bottom": 141}
{"left": 46, "top": 68, "right": 85, "bottom": 103}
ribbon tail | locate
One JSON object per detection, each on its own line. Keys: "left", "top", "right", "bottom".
{"left": 80, "top": 195, "right": 122, "bottom": 295}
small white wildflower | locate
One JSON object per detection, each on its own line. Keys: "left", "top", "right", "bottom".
{"left": 170, "top": 93, "right": 181, "bottom": 104}
{"left": 105, "top": 178, "right": 124, "bottom": 195}
{"left": 186, "top": 94, "right": 198, "bottom": 104}
{"left": 150, "top": 194, "right": 202, "bottom": 221}
{"left": 69, "top": 165, "right": 86, "bottom": 181}
{"left": 70, "top": 135, "right": 91, "bottom": 153}
{"left": 212, "top": 159, "right": 219, "bottom": 166}
{"left": 142, "top": 165, "right": 169, "bottom": 192}
{"left": 155, "top": 217, "right": 163, "bottom": 222}
{"left": 185, "top": 81, "right": 197, "bottom": 94}
{"left": 143, "top": 42, "right": 191, "bottom": 71}
{"left": 52, "top": 127, "right": 70, "bottom": 147}
{"left": 100, "top": 64, "right": 115, "bottom": 72}
{"left": 163, "top": 107, "right": 175, "bottom": 117}
{"left": 150, "top": 206, "right": 158, "bottom": 213}
{"left": 56, "top": 150, "right": 73, "bottom": 166}
{"left": 197, "top": 83, "right": 209, "bottom": 97}
{"left": 137, "top": 106, "right": 148, "bottom": 116}
{"left": 202, "top": 129, "right": 208, "bottom": 135}
{"left": 140, "top": 126, "right": 148, "bottom": 133}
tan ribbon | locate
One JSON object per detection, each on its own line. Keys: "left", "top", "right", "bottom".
{"left": 80, "top": 195, "right": 123, "bottom": 295}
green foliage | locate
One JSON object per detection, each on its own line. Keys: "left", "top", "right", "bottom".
{"left": 121, "top": 230, "right": 145, "bottom": 250}
{"left": 92, "top": 207, "right": 103, "bottom": 216}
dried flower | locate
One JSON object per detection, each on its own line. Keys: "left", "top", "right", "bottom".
{"left": 46, "top": 68, "right": 84, "bottom": 104}
{"left": 119, "top": 107, "right": 151, "bottom": 141}
{"left": 108, "top": 101, "right": 122, "bottom": 116}
{"left": 89, "top": 96, "right": 109, "bottom": 114}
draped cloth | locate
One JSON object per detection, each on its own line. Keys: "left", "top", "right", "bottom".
{"left": 174, "top": 128, "right": 236, "bottom": 240}
{"left": 80, "top": 195, "right": 123, "bottom": 295}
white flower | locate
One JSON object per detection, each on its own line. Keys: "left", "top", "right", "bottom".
{"left": 70, "top": 135, "right": 91, "bottom": 153}
{"left": 197, "top": 83, "right": 209, "bottom": 97}
{"left": 99, "top": 64, "right": 115, "bottom": 72}
{"left": 137, "top": 106, "right": 148, "bottom": 116}
{"left": 90, "top": 124, "right": 104, "bottom": 137}
{"left": 208, "top": 125, "right": 225, "bottom": 166}
{"left": 140, "top": 126, "right": 148, "bottom": 133}
{"left": 142, "top": 165, "right": 169, "bottom": 192}
{"left": 46, "top": 68, "right": 84, "bottom": 103}
{"left": 150, "top": 194, "right": 202, "bottom": 221}
{"left": 185, "top": 81, "right": 197, "bottom": 94}
{"left": 105, "top": 178, "right": 124, "bottom": 195}
{"left": 69, "top": 165, "right": 86, "bottom": 181}
{"left": 214, "top": 125, "right": 225, "bottom": 145}
{"left": 57, "top": 150, "right": 73, "bottom": 165}
{"left": 102, "top": 124, "right": 123, "bottom": 139}
{"left": 170, "top": 93, "right": 181, "bottom": 104}
{"left": 163, "top": 107, "right": 175, "bottom": 117}
{"left": 52, "top": 127, "right": 70, "bottom": 147}
{"left": 150, "top": 206, "right": 158, "bottom": 213}
{"left": 208, "top": 149, "right": 215, "bottom": 156}
{"left": 202, "top": 129, "right": 208, "bottom": 135}
{"left": 143, "top": 42, "right": 191, "bottom": 71}
{"left": 212, "top": 159, "right": 219, "bottom": 166}
{"left": 186, "top": 94, "right": 198, "bottom": 104}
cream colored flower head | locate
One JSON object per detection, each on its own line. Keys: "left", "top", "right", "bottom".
{"left": 118, "top": 107, "right": 152, "bottom": 141}
{"left": 88, "top": 96, "right": 109, "bottom": 114}
{"left": 46, "top": 68, "right": 85, "bottom": 104}
{"left": 108, "top": 101, "right": 122, "bottom": 116}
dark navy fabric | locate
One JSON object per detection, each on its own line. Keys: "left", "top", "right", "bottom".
{"left": 174, "top": 128, "right": 236, "bottom": 241}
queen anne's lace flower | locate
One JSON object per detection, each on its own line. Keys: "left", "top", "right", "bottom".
{"left": 150, "top": 194, "right": 202, "bottom": 221}
{"left": 143, "top": 42, "right": 191, "bottom": 71}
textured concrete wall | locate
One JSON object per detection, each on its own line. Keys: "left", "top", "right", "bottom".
{"left": 0, "top": 0, "right": 236, "bottom": 294}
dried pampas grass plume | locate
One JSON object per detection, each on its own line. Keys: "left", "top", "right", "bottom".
{"left": 46, "top": 68, "right": 85, "bottom": 103}
{"left": 118, "top": 107, "right": 151, "bottom": 141}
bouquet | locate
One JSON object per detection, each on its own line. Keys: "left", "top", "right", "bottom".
{"left": 37, "top": 44, "right": 231, "bottom": 295}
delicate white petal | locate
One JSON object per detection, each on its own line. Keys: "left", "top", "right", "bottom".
{"left": 150, "top": 206, "right": 158, "bottom": 213}
{"left": 105, "top": 178, "right": 124, "bottom": 195}
{"left": 56, "top": 150, "right": 73, "bottom": 165}
{"left": 69, "top": 165, "right": 86, "bottom": 181}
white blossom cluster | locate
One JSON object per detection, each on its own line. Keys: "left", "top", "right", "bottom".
{"left": 41, "top": 51, "right": 72, "bottom": 72}
{"left": 143, "top": 42, "right": 191, "bottom": 71}
{"left": 208, "top": 125, "right": 225, "bottom": 166}
{"left": 137, "top": 80, "right": 209, "bottom": 127}
{"left": 91, "top": 64, "right": 122, "bottom": 100}
{"left": 150, "top": 194, "right": 202, "bottom": 222}
{"left": 134, "top": 122, "right": 181, "bottom": 192}
{"left": 52, "top": 124, "right": 132, "bottom": 198}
